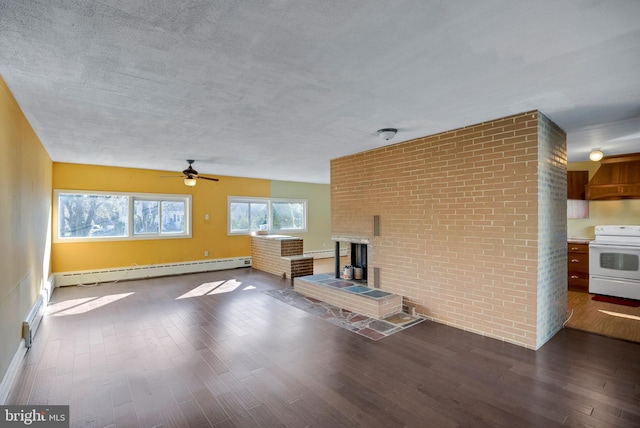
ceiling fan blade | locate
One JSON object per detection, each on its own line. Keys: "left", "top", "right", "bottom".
{"left": 160, "top": 175, "right": 186, "bottom": 178}
{"left": 163, "top": 161, "right": 219, "bottom": 183}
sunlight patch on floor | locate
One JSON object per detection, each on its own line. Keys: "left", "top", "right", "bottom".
{"left": 48, "top": 292, "right": 135, "bottom": 316}
{"left": 176, "top": 279, "right": 249, "bottom": 299}
{"left": 599, "top": 310, "right": 640, "bottom": 321}
{"left": 208, "top": 279, "right": 242, "bottom": 295}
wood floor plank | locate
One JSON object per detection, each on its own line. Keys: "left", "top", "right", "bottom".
{"left": 246, "top": 403, "right": 286, "bottom": 428}
{"left": 215, "top": 392, "right": 261, "bottom": 428}
{"left": 6, "top": 267, "right": 640, "bottom": 428}
{"left": 113, "top": 402, "right": 140, "bottom": 428}
{"left": 191, "top": 388, "right": 231, "bottom": 426}
{"left": 5, "top": 360, "right": 37, "bottom": 405}
{"left": 159, "top": 400, "right": 191, "bottom": 428}
{"left": 163, "top": 369, "right": 195, "bottom": 405}
{"left": 27, "top": 367, "right": 55, "bottom": 405}
{"left": 240, "top": 372, "right": 312, "bottom": 427}
{"left": 565, "top": 407, "right": 630, "bottom": 428}
{"left": 49, "top": 372, "right": 73, "bottom": 406}
{"left": 109, "top": 370, "right": 133, "bottom": 408}
{"left": 285, "top": 391, "right": 360, "bottom": 428}
{"left": 470, "top": 387, "right": 569, "bottom": 426}
{"left": 85, "top": 365, "right": 116, "bottom": 428}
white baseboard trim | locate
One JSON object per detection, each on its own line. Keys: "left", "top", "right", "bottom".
{"left": 0, "top": 340, "right": 27, "bottom": 405}
{"left": 54, "top": 256, "right": 252, "bottom": 287}
{"left": 0, "top": 277, "right": 54, "bottom": 404}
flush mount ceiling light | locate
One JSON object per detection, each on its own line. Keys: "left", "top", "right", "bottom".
{"left": 589, "top": 149, "right": 604, "bottom": 161}
{"left": 377, "top": 128, "right": 397, "bottom": 141}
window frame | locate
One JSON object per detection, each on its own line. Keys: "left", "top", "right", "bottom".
{"left": 53, "top": 190, "right": 192, "bottom": 243}
{"left": 227, "top": 196, "right": 308, "bottom": 235}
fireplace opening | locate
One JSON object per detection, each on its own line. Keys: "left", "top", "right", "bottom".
{"left": 334, "top": 241, "right": 367, "bottom": 282}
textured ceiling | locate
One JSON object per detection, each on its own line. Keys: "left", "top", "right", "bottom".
{"left": 2, "top": 0, "right": 640, "bottom": 183}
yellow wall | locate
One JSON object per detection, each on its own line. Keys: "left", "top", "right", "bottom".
{"left": 52, "top": 163, "right": 270, "bottom": 272}
{"left": 568, "top": 161, "right": 640, "bottom": 239}
{"left": 0, "top": 76, "right": 52, "bottom": 382}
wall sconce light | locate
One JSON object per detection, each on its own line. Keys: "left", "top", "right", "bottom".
{"left": 377, "top": 128, "right": 397, "bottom": 141}
{"left": 184, "top": 177, "right": 197, "bottom": 187}
{"left": 589, "top": 149, "right": 604, "bottom": 162}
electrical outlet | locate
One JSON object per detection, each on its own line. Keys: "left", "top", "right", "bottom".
{"left": 205, "top": 214, "right": 209, "bottom": 220}
{"left": 204, "top": 250, "right": 208, "bottom": 257}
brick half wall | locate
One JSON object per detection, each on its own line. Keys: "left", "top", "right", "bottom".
{"left": 250, "top": 235, "right": 313, "bottom": 279}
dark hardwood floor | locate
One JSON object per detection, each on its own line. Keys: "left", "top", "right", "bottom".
{"left": 7, "top": 267, "right": 640, "bottom": 427}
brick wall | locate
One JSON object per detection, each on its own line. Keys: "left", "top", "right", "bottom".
{"left": 536, "top": 113, "right": 568, "bottom": 348}
{"left": 330, "top": 111, "right": 567, "bottom": 349}
{"left": 281, "top": 239, "right": 303, "bottom": 257}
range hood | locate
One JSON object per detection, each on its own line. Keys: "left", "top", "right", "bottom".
{"left": 586, "top": 152, "right": 640, "bottom": 200}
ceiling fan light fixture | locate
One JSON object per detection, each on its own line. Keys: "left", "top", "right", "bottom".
{"left": 589, "top": 149, "right": 604, "bottom": 162}
{"left": 184, "top": 177, "right": 197, "bottom": 187}
{"left": 377, "top": 128, "right": 397, "bottom": 141}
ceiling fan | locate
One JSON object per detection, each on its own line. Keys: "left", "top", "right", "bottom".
{"left": 163, "top": 160, "right": 219, "bottom": 186}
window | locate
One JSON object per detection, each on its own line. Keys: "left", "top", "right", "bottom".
{"left": 133, "top": 200, "right": 159, "bottom": 235}
{"left": 228, "top": 197, "right": 307, "bottom": 235}
{"left": 55, "top": 190, "right": 191, "bottom": 242}
{"left": 57, "top": 193, "right": 129, "bottom": 239}
{"left": 272, "top": 201, "right": 305, "bottom": 230}
{"left": 161, "top": 200, "right": 186, "bottom": 234}
{"left": 229, "top": 200, "right": 268, "bottom": 233}
{"left": 133, "top": 198, "right": 186, "bottom": 235}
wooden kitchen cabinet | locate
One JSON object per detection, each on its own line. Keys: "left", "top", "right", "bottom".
{"left": 567, "top": 171, "right": 589, "bottom": 200}
{"left": 585, "top": 152, "right": 640, "bottom": 200}
{"left": 586, "top": 183, "right": 640, "bottom": 200}
{"left": 568, "top": 242, "right": 589, "bottom": 291}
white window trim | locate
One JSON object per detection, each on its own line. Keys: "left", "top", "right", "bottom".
{"left": 53, "top": 189, "right": 192, "bottom": 243}
{"left": 227, "top": 196, "right": 308, "bottom": 235}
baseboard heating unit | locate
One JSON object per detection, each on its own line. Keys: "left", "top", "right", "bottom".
{"left": 23, "top": 294, "right": 44, "bottom": 349}
{"left": 54, "top": 257, "right": 252, "bottom": 287}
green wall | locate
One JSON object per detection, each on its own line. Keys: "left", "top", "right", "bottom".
{"left": 270, "top": 180, "right": 333, "bottom": 253}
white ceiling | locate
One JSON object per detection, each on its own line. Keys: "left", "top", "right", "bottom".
{"left": 2, "top": 0, "right": 640, "bottom": 184}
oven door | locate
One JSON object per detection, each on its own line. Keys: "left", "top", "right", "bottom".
{"left": 589, "top": 243, "right": 640, "bottom": 281}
